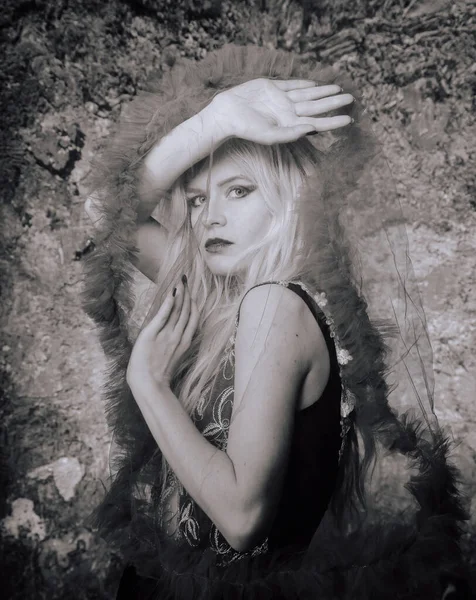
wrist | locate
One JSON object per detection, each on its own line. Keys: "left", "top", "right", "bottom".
{"left": 129, "top": 372, "right": 170, "bottom": 401}
{"left": 189, "top": 100, "right": 236, "bottom": 149}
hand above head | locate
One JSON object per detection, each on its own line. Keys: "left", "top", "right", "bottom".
{"left": 208, "top": 78, "right": 355, "bottom": 145}
{"left": 126, "top": 275, "right": 199, "bottom": 391}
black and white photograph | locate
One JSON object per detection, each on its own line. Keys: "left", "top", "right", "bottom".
{"left": 0, "top": 1, "right": 475, "bottom": 598}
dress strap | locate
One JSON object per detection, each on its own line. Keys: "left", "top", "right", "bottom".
{"left": 230, "top": 280, "right": 356, "bottom": 464}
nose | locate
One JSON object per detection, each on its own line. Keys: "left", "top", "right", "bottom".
{"left": 201, "top": 195, "right": 226, "bottom": 228}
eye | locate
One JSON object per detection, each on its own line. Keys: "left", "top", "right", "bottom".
{"left": 188, "top": 195, "right": 207, "bottom": 209}
{"left": 228, "top": 185, "right": 254, "bottom": 198}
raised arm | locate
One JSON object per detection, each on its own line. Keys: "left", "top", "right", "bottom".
{"left": 84, "top": 102, "right": 235, "bottom": 281}
{"left": 136, "top": 102, "right": 235, "bottom": 223}
{"left": 85, "top": 78, "right": 353, "bottom": 281}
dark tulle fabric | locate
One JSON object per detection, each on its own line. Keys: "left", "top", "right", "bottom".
{"left": 112, "top": 282, "right": 469, "bottom": 600}
{"left": 116, "top": 281, "right": 347, "bottom": 599}
{"left": 114, "top": 510, "right": 469, "bottom": 600}
{"left": 80, "top": 45, "right": 471, "bottom": 599}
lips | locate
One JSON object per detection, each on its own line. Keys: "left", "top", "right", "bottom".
{"left": 205, "top": 238, "right": 233, "bottom": 250}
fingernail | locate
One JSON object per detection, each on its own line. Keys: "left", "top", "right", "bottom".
{"left": 182, "top": 274, "right": 187, "bottom": 285}
{"left": 350, "top": 118, "right": 355, "bottom": 124}
{"left": 173, "top": 287, "right": 177, "bottom": 297}
{"left": 306, "top": 130, "right": 318, "bottom": 136}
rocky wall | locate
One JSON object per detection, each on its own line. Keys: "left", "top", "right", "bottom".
{"left": 0, "top": 1, "right": 475, "bottom": 597}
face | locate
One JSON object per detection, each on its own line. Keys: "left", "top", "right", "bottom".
{"left": 185, "top": 153, "right": 272, "bottom": 276}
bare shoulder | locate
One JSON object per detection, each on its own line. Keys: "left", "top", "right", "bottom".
{"left": 236, "top": 283, "right": 327, "bottom": 374}
{"left": 239, "top": 283, "right": 309, "bottom": 328}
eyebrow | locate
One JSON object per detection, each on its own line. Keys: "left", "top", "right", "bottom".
{"left": 185, "top": 175, "right": 251, "bottom": 193}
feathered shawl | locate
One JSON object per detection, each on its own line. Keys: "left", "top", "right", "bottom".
{"left": 82, "top": 44, "right": 470, "bottom": 599}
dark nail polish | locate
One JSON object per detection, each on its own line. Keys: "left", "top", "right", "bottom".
{"left": 182, "top": 274, "right": 187, "bottom": 285}
{"left": 173, "top": 287, "right": 177, "bottom": 297}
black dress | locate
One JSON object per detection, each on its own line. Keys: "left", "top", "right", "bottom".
{"left": 116, "top": 281, "right": 345, "bottom": 599}
{"left": 113, "top": 280, "right": 469, "bottom": 599}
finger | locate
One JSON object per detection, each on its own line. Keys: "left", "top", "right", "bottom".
{"left": 304, "top": 115, "right": 353, "bottom": 132}
{"left": 287, "top": 84, "right": 343, "bottom": 103}
{"left": 261, "top": 124, "right": 318, "bottom": 145}
{"left": 175, "top": 278, "right": 191, "bottom": 333}
{"left": 295, "top": 93, "right": 354, "bottom": 117}
{"left": 142, "top": 292, "right": 176, "bottom": 338}
{"left": 181, "top": 296, "right": 199, "bottom": 348}
{"left": 262, "top": 114, "right": 354, "bottom": 144}
{"left": 272, "top": 79, "right": 316, "bottom": 91}
{"left": 169, "top": 278, "right": 186, "bottom": 328}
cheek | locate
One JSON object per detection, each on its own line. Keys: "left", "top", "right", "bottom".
{"left": 245, "top": 208, "right": 272, "bottom": 239}
{"left": 233, "top": 198, "right": 270, "bottom": 233}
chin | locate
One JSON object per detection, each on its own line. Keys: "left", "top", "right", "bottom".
{"left": 204, "top": 254, "right": 243, "bottom": 277}
{"left": 206, "top": 263, "right": 237, "bottom": 277}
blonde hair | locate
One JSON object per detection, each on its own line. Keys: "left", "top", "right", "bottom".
{"left": 151, "top": 136, "right": 322, "bottom": 495}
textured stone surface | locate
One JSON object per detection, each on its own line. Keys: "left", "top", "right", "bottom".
{"left": 27, "top": 457, "right": 86, "bottom": 502}
{"left": 1, "top": 498, "right": 47, "bottom": 542}
{"left": 0, "top": 0, "right": 474, "bottom": 597}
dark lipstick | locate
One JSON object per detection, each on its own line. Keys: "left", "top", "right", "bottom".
{"left": 205, "top": 237, "right": 233, "bottom": 252}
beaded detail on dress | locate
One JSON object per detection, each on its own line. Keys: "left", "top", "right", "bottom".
{"left": 284, "top": 281, "right": 356, "bottom": 461}
{"left": 157, "top": 279, "right": 355, "bottom": 567}
{"left": 288, "top": 281, "right": 356, "bottom": 461}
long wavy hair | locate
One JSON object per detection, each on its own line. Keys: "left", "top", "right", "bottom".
{"left": 151, "top": 135, "right": 330, "bottom": 503}
{"left": 165, "top": 140, "right": 319, "bottom": 402}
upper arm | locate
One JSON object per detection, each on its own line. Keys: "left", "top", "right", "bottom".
{"left": 226, "top": 284, "right": 327, "bottom": 546}
{"left": 85, "top": 194, "right": 167, "bottom": 283}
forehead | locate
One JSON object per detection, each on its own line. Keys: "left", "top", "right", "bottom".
{"left": 185, "top": 153, "right": 244, "bottom": 189}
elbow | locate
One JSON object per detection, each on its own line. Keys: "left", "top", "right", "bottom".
{"left": 225, "top": 504, "right": 271, "bottom": 553}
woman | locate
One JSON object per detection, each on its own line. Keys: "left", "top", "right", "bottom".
{"left": 83, "top": 45, "right": 469, "bottom": 599}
